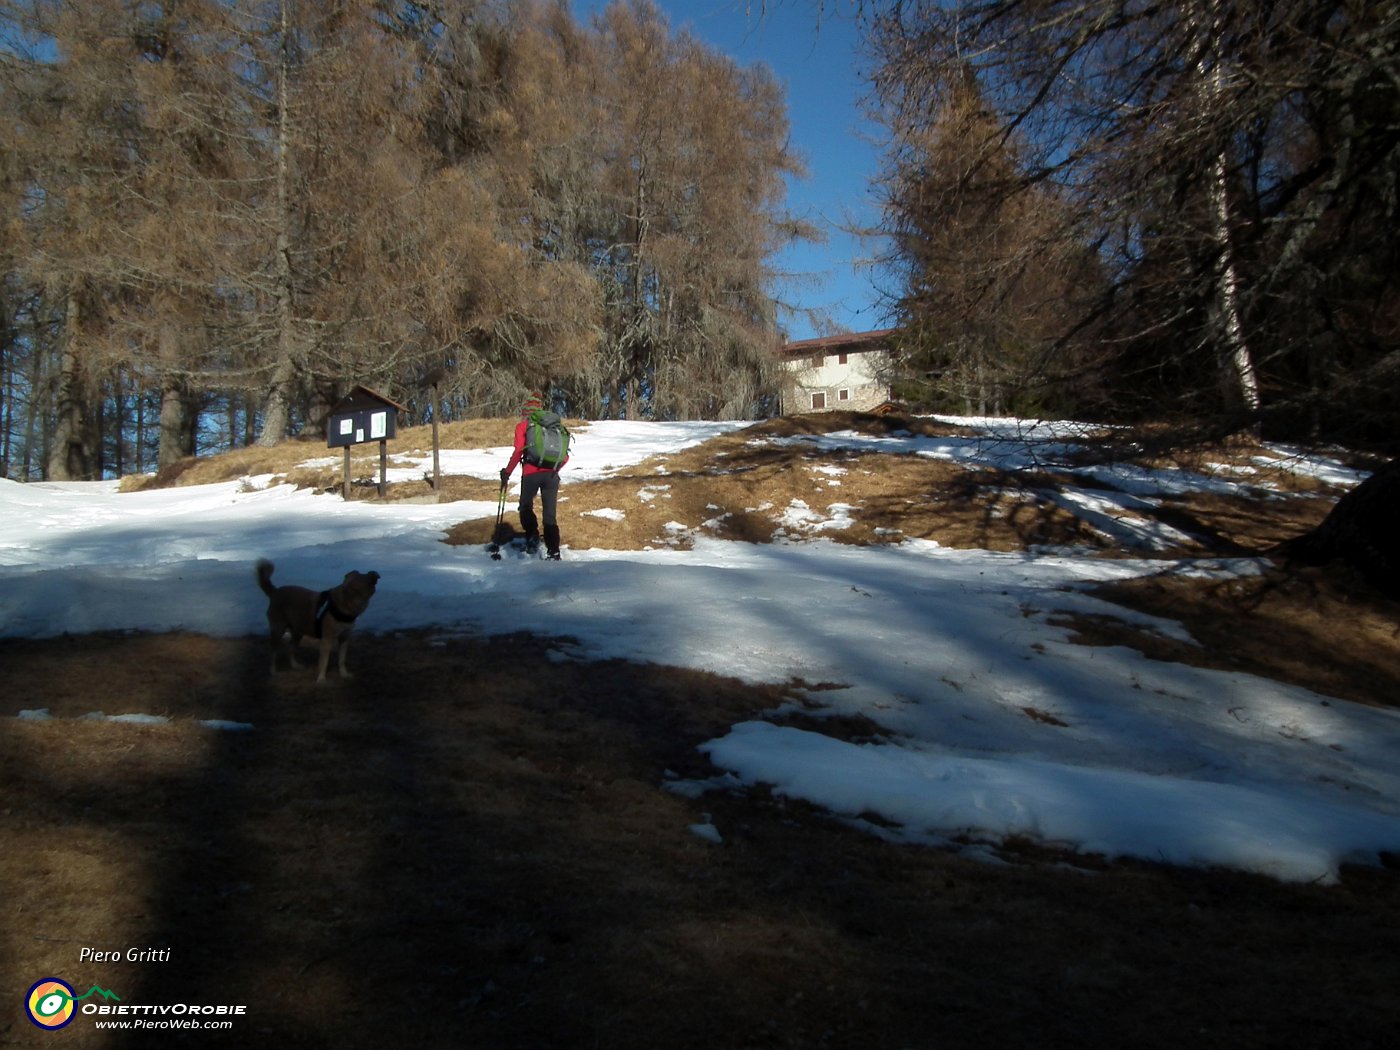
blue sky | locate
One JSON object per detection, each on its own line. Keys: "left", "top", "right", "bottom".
{"left": 578, "top": 0, "right": 890, "bottom": 341}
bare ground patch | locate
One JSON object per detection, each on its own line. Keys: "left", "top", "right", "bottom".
{"left": 3, "top": 631, "right": 1399, "bottom": 1049}
{"left": 446, "top": 414, "right": 1112, "bottom": 553}
{"left": 8, "top": 413, "right": 1400, "bottom": 1046}
{"left": 1051, "top": 564, "right": 1400, "bottom": 710}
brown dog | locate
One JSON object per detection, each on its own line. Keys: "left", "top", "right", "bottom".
{"left": 256, "top": 559, "right": 380, "bottom": 683}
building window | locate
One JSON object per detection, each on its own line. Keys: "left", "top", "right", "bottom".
{"left": 811, "top": 392, "right": 827, "bottom": 410}
{"left": 810, "top": 353, "right": 824, "bottom": 367}
{"left": 838, "top": 353, "right": 848, "bottom": 365}
{"left": 838, "top": 389, "right": 850, "bottom": 402}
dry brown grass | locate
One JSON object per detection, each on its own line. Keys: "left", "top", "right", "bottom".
{"left": 6, "top": 411, "right": 1400, "bottom": 1048}
{"left": 119, "top": 419, "right": 521, "bottom": 494}
{"left": 443, "top": 415, "right": 1113, "bottom": 554}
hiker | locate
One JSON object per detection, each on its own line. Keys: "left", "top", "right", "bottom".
{"left": 500, "top": 393, "right": 570, "bottom": 559}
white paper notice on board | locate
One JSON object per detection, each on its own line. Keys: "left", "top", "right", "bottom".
{"left": 355, "top": 429, "right": 364, "bottom": 443}
{"left": 339, "top": 418, "right": 354, "bottom": 436}
{"left": 371, "top": 411, "right": 387, "bottom": 440}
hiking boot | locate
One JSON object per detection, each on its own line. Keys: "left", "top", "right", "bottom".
{"left": 523, "top": 532, "right": 540, "bottom": 554}
{"left": 544, "top": 525, "right": 561, "bottom": 560}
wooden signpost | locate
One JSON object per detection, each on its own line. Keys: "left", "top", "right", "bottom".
{"left": 326, "top": 386, "right": 408, "bottom": 499}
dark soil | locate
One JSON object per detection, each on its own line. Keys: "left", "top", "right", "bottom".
{"left": 5, "top": 413, "right": 1400, "bottom": 1048}
{"left": 4, "top": 630, "right": 1399, "bottom": 1049}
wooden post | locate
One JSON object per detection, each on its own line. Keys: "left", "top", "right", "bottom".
{"left": 342, "top": 446, "right": 351, "bottom": 500}
{"left": 419, "top": 368, "right": 446, "bottom": 502}
{"left": 378, "top": 439, "right": 387, "bottom": 498}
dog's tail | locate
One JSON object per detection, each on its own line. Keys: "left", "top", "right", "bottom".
{"left": 256, "top": 559, "right": 278, "bottom": 598}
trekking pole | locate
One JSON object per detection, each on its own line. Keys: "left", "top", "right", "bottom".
{"left": 488, "top": 478, "right": 508, "bottom": 560}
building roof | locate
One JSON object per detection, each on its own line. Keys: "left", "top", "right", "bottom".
{"left": 780, "top": 327, "right": 899, "bottom": 359}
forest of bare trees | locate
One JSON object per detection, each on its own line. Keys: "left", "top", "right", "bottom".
{"left": 0, "top": 0, "right": 809, "bottom": 479}
{"left": 6, "top": 0, "right": 1396, "bottom": 481}
{"left": 868, "top": 0, "right": 1399, "bottom": 447}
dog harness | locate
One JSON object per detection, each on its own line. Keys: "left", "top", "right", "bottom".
{"left": 313, "top": 591, "right": 359, "bottom": 638}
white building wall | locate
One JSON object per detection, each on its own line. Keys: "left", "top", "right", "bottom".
{"left": 784, "top": 348, "right": 889, "bottom": 413}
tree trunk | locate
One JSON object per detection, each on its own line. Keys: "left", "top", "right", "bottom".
{"left": 112, "top": 366, "right": 127, "bottom": 479}
{"left": 259, "top": 0, "right": 298, "bottom": 447}
{"left": 47, "top": 291, "right": 98, "bottom": 481}
{"left": 1208, "top": 148, "right": 1259, "bottom": 415}
{"left": 0, "top": 312, "right": 11, "bottom": 479}
{"left": 260, "top": 353, "right": 296, "bottom": 445}
{"left": 1198, "top": 1, "right": 1260, "bottom": 416}
{"left": 156, "top": 322, "right": 190, "bottom": 470}
{"left": 158, "top": 378, "right": 191, "bottom": 471}
{"left": 976, "top": 351, "right": 988, "bottom": 416}
{"left": 303, "top": 382, "right": 333, "bottom": 440}
{"left": 227, "top": 395, "right": 243, "bottom": 450}
{"left": 1274, "top": 460, "right": 1400, "bottom": 599}
{"left": 23, "top": 329, "right": 46, "bottom": 480}
{"left": 135, "top": 384, "right": 146, "bottom": 474}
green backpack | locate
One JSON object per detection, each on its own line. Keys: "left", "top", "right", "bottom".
{"left": 523, "top": 410, "right": 570, "bottom": 469}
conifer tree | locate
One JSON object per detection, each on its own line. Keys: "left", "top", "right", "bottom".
{"left": 866, "top": 0, "right": 1400, "bottom": 441}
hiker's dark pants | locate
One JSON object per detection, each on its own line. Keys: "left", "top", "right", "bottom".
{"left": 518, "top": 470, "right": 561, "bottom": 536}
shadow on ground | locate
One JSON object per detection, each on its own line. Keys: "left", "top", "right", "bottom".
{"left": 3, "top": 630, "right": 1399, "bottom": 1049}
